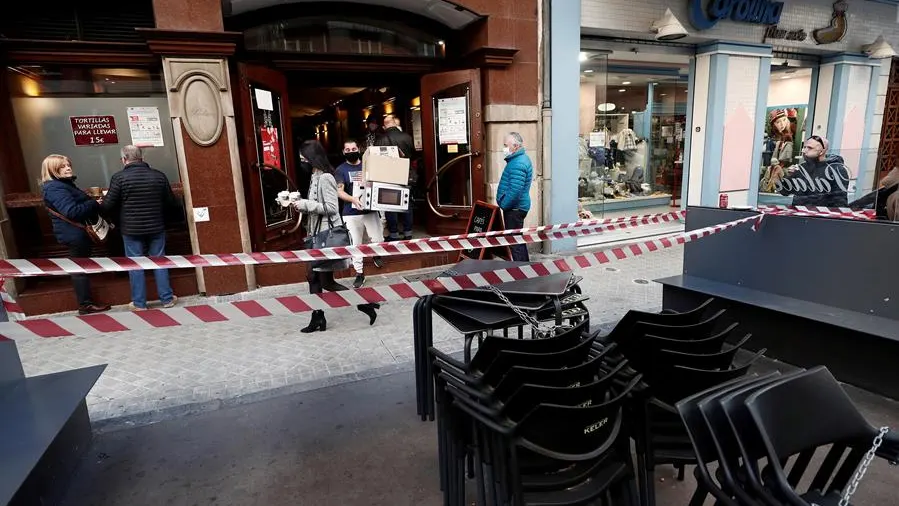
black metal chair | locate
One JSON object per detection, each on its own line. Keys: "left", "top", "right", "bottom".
{"left": 675, "top": 374, "right": 763, "bottom": 506}
{"left": 450, "top": 373, "right": 642, "bottom": 505}
{"left": 597, "top": 298, "right": 716, "bottom": 344}
{"left": 745, "top": 366, "right": 899, "bottom": 506}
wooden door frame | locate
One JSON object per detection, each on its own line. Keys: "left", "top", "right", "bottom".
{"left": 420, "top": 68, "right": 484, "bottom": 236}
{"left": 234, "top": 62, "right": 301, "bottom": 252}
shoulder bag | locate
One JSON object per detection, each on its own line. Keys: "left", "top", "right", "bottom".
{"left": 46, "top": 206, "right": 112, "bottom": 244}
{"left": 303, "top": 175, "right": 351, "bottom": 272}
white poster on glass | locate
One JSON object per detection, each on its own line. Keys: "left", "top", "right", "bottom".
{"left": 126, "top": 106, "right": 165, "bottom": 147}
{"left": 254, "top": 89, "right": 274, "bottom": 111}
{"left": 437, "top": 96, "right": 468, "bottom": 145}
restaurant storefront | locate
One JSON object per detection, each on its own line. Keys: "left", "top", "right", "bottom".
{"left": 0, "top": 0, "right": 542, "bottom": 315}
{"left": 553, "top": 0, "right": 899, "bottom": 249}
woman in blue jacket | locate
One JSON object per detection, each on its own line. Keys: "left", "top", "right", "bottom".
{"left": 41, "top": 154, "right": 110, "bottom": 314}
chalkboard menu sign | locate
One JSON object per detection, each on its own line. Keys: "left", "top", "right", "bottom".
{"left": 459, "top": 201, "right": 511, "bottom": 260}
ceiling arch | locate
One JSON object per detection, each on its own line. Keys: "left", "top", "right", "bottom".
{"left": 225, "top": 0, "right": 481, "bottom": 30}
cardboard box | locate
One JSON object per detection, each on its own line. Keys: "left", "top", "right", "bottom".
{"left": 363, "top": 146, "right": 410, "bottom": 186}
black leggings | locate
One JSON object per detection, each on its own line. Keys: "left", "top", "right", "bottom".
{"left": 307, "top": 268, "right": 348, "bottom": 295}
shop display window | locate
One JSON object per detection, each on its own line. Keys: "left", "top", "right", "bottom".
{"left": 6, "top": 65, "right": 180, "bottom": 192}
{"left": 758, "top": 63, "right": 814, "bottom": 205}
{"left": 759, "top": 61, "right": 881, "bottom": 210}
{"left": 578, "top": 49, "right": 689, "bottom": 219}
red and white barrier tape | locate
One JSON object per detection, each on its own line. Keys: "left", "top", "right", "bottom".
{"left": 0, "top": 213, "right": 759, "bottom": 341}
{"left": 757, "top": 205, "right": 875, "bottom": 221}
{"left": 0, "top": 211, "right": 685, "bottom": 279}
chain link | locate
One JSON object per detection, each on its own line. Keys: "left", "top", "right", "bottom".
{"left": 443, "top": 268, "right": 568, "bottom": 338}
{"left": 830, "top": 427, "right": 890, "bottom": 506}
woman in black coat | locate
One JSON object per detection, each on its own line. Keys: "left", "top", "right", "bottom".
{"left": 41, "top": 154, "right": 110, "bottom": 314}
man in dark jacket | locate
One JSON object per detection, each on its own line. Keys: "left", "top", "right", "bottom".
{"left": 496, "top": 132, "right": 534, "bottom": 261}
{"left": 773, "top": 135, "right": 850, "bottom": 207}
{"left": 376, "top": 114, "right": 416, "bottom": 240}
{"left": 103, "top": 145, "right": 180, "bottom": 310}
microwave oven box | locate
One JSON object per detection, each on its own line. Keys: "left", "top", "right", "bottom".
{"left": 363, "top": 146, "right": 410, "bottom": 186}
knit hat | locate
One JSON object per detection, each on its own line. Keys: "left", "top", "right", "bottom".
{"left": 769, "top": 109, "right": 787, "bottom": 123}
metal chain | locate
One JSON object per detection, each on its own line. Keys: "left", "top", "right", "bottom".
{"left": 834, "top": 427, "right": 890, "bottom": 506}
{"left": 443, "top": 268, "right": 565, "bottom": 338}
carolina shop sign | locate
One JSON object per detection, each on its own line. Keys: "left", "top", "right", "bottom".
{"left": 70, "top": 115, "right": 119, "bottom": 146}
{"left": 688, "top": 0, "right": 785, "bottom": 31}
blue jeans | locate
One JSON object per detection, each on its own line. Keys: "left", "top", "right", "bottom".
{"left": 386, "top": 209, "right": 413, "bottom": 239}
{"left": 123, "top": 233, "right": 174, "bottom": 308}
{"left": 503, "top": 209, "right": 529, "bottom": 262}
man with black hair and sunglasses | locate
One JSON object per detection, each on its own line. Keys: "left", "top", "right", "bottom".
{"left": 771, "top": 134, "right": 850, "bottom": 207}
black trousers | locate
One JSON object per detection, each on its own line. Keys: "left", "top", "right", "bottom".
{"left": 503, "top": 208, "right": 530, "bottom": 262}
{"left": 67, "top": 238, "right": 94, "bottom": 306}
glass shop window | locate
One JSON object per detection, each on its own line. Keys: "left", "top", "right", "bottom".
{"left": 6, "top": 65, "right": 181, "bottom": 192}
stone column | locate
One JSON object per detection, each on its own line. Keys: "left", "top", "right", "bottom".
{"left": 159, "top": 55, "right": 255, "bottom": 295}
{"left": 143, "top": 0, "right": 254, "bottom": 295}
{"left": 548, "top": 0, "right": 581, "bottom": 252}
{"left": 686, "top": 42, "right": 772, "bottom": 208}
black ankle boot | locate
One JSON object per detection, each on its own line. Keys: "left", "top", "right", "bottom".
{"left": 357, "top": 304, "right": 378, "bottom": 326}
{"left": 301, "top": 310, "right": 327, "bottom": 333}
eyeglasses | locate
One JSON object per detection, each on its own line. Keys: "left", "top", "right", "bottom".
{"left": 808, "top": 135, "right": 825, "bottom": 150}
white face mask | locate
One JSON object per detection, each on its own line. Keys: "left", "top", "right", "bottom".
{"left": 502, "top": 146, "right": 511, "bottom": 157}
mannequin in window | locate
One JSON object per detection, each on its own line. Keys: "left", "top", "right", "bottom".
{"left": 761, "top": 109, "right": 796, "bottom": 193}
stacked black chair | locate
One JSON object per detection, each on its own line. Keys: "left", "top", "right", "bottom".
{"left": 430, "top": 313, "right": 646, "bottom": 505}
{"left": 414, "top": 260, "right": 591, "bottom": 421}
{"left": 598, "top": 302, "right": 762, "bottom": 506}
{"left": 677, "top": 366, "right": 899, "bottom": 506}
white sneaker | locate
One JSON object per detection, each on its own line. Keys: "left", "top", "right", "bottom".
{"left": 129, "top": 302, "right": 147, "bottom": 311}
{"left": 162, "top": 295, "right": 178, "bottom": 309}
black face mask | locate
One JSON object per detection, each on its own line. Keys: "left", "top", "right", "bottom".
{"left": 298, "top": 161, "right": 314, "bottom": 174}
{"left": 345, "top": 152, "right": 361, "bottom": 164}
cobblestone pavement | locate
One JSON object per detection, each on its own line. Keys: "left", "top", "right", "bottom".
{"left": 14, "top": 234, "right": 684, "bottom": 428}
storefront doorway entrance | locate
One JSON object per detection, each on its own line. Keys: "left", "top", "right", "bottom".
{"left": 229, "top": 7, "right": 487, "bottom": 250}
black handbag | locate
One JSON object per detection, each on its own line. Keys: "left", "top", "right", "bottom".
{"left": 303, "top": 176, "right": 351, "bottom": 272}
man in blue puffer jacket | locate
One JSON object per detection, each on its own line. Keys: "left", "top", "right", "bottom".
{"left": 496, "top": 132, "right": 534, "bottom": 261}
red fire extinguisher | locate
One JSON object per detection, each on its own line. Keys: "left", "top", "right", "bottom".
{"left": 719, "top": 194, "right": 729, "bottom": 209}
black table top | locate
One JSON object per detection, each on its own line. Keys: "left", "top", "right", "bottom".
{"left": 432, "top": 302, "right": 522, "bottom": 335}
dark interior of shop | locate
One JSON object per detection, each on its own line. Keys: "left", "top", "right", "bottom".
{"left": 282, "top": 70, "right": 424, "bottom": 198}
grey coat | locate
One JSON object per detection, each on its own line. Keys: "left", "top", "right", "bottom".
{"left": 295, "top": 171, "right": 342, "bottom": 234}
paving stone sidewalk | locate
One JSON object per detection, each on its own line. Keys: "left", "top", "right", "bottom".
{"left": 13, "top": 241, "right": 684, "bottom": 429}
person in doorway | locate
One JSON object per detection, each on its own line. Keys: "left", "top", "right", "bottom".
{"left": 292, "top": 140, "right": 379, "bottom": 333}
{"left": 770, "top": 135, "right": 850, "bottom": 207}
{"left": 496, "top": 132, "right": 534, "bottom": 262}
{"left": 364, "top": 115, "right": 383, "bottom": 152}
{"left": 376, "top": 114, "right": 416, "bottom": 240}
{"left": 335, "top": 139, "right": 384, "bottom": 288}
{"left": 102, "top": 145, "right": 180, "bottom": 310}
{"left": 41, "top": 154, "right": 111, "bottom": 315}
